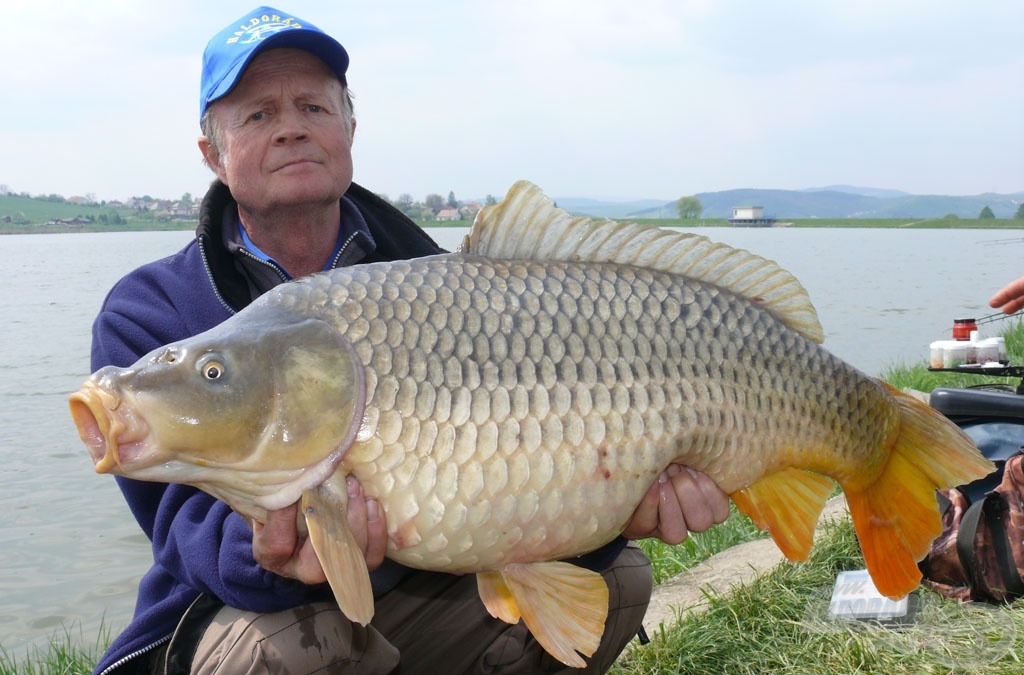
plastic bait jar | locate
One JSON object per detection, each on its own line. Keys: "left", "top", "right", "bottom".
{"left": 993, "top": 336, "right": 1007, "bottom": 362}
{"left": 943, "top": 342, "right": 970, "bottom": 367}
{"left": 953, "top": 318, "right": 977, "bottom": 341}
{"left": 975, "top": 338, "right": 1000, "bottom": 364}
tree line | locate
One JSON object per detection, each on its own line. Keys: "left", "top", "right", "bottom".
{"left": 383, "top": 190, "right": 497, "bottom": 221}
{"left": 674, "top": 196, "right": 1024, "bottom": 220}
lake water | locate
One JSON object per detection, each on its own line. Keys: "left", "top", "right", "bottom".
{"left": 1, "top": 226, "right": 1021, "bottom": 653}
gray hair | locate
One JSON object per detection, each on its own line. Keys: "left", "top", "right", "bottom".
{"left": 201, "top": 87, "right": 355, "bottom": 168}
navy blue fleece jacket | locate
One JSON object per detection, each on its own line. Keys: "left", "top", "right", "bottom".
{"left": 91, "top": 181, "right": 443, "bottom": 674}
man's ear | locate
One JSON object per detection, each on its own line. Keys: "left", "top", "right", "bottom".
{"left": 198, "top": 136, "right": 228, "bottom": 182}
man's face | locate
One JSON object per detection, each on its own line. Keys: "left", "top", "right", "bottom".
{"left": 203, "top": 48, "right": 355, "bottom": 213}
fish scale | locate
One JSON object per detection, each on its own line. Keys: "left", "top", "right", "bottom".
{"left": 269, "top": 255, "right": 855, "bottom": 572}
{"left": 70, "top": 180, "right": 994, "bottom": 667}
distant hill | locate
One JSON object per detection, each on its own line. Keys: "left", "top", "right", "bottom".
{"left": 801, "top": 185, "right": 910, "bottom": 199}
{"left": 559, "top": 186, "right": 1024, "bottom": 220}
{"left": 552, "top": 197, "right": 671, "bottom": 219}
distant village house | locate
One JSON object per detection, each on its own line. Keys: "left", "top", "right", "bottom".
{"left": 46, "top": 217, "right": 92, "bottom": 227}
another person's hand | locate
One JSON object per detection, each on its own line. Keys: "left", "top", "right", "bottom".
{"left": 623, "top": 464, "right": 730, "bottom": 544}
{"left": 252, "top": 476, "right": 387, "bottom": 583}
{"left": 989, "top": 276, "right": 1024, "bottom": 315}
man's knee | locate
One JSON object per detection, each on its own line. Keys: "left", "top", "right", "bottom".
{"left": 475, "top": 544, "right": 654, "bottom": 674}
{"left": 590, "top": 543, "right": 653, "bottom": 671}
{"left": 185, "top": 602, "right": 398, "bottom": 675}
{"left": 172, "top": 546, "right": 651, "bottom": 674}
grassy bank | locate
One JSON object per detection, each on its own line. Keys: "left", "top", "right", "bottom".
{"left": 6, "top": 325, "right": 1023, "bottom": 673}
{"left": 613, "top": 518, "right": 1024, "bottom": 674}
{"left": 609, "top": 322, "right": 1024, "bottom": 674}
{"left": 0, "top": 625, "right": 110, "bottom": 675}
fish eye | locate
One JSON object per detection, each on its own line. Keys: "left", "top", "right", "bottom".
{"left": 197, "top": 355, "right": 227, "bottom": 381}
{"left": 202, "top": 361, "right": 225, "bottom": 380}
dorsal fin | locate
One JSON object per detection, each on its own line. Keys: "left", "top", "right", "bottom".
{"left": 464, "top": 180, "right": 824, "bottom": 343}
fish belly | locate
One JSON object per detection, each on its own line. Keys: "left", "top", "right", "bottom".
{"left": 298, "top": 254, "right": 892, "bottom": 573}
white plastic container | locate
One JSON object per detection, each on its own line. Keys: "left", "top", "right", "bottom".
{"left": 976, "top": 338, "right": 1000, "bottom": 364}
{"left": 993, "top": 337, "right": 1007, "bottom": 362}
{"left": 943, "top": 342, "right": 970, "bottom": 367}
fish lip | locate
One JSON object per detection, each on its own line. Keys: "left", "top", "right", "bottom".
{"left": 69, "top": 382, "right": 149, "bottom": 474}
{"left": 69, "top": 382, "right": 119, "bottom": 472}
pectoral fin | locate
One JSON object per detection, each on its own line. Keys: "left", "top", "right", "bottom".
{"left": 301, "top": 475, "right": 374, "bottom": 625}
{"left": 731, "top": 467, "right": 835, "bottom": 561}
{"left": 478, "top": 562, "right": 609, "bottom": 669}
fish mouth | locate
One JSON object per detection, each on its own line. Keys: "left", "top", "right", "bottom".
{"left": 68, "top": 382, "right": 148, "bottom": 474}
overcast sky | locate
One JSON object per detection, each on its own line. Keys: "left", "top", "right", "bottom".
{"left": 3, "top": 1, "right": 1021, "bottom": 203}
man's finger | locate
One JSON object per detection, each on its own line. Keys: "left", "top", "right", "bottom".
{"left": 691, "top": 468, "right": 732, "bottom": 525}
{"left": 670, "top": 467, "right": 715, "bottom": 534}
{"left": 364, "top": 499, "right": 387, "bottom": 570}
{"left": 989, "top": 278, "right": 1024, "bottom": 312}
{"left": 253, "top": 503, "right": 299, "bottom": 571}
{"left": 622, "top": 478, "right": 661, "bottom": 539}
{"left": 346, "top": 475, "right": 368, "bottom": 553}
{"left": 656, "top": 467, "right": 689, "bottom": 545}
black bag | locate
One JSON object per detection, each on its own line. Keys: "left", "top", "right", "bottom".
{"left": 919, "top": 453, "right": 1024, "bottom": 602}
{"left": 919, "top": 386, "right": 1024, "bottom": 603}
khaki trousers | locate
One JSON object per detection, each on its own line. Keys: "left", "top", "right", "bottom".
{"left": 158, "top": 544, "right": 651, "bottom": 674}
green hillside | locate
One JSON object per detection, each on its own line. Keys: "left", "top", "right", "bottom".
{"left": 0, "top": 194, "right": 195, "bottom": 233}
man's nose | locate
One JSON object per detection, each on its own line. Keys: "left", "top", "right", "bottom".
{"left": 273, "top": 109, "right": 309, "bottom": 144}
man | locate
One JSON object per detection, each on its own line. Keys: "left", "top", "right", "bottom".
{"left": 90, "top": 7, "right": 730, "bottom": 674}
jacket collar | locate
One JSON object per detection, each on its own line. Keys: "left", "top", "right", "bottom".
{"left": 196, "top": 180, "right": 444, "bottom": 311}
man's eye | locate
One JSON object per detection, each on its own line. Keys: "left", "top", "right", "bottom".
{"left": 250, "top": 111, "right": 265, "bottom": 121}
{"left": 306, "top": 104, "right": 322, "bottom": 113}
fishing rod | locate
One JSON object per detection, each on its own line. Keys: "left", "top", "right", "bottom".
{"left": 980, "top": 237, "right": 1024, "bottom": 245}
{"left": 977, "top": 310, "right": 1024, "bottom": 326}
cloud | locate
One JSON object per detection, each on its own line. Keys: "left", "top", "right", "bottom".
{"left": 2, "top": 1, "right": 1021, "bottom": 201}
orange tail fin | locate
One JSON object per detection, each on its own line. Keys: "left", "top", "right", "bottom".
{"left": 844, "top": 383, "right": 994, "bottom": 598}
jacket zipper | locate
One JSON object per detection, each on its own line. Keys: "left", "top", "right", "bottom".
{"left": 329, "top": 230, "right": 361, "bottom": 269}
{"left": 97, "top": 634, "right": 171, "bottom": 675}
{"left": 198, "top": 237, "right": 237, "bottom": 316}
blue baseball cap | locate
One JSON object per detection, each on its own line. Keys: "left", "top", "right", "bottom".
{"left": 200, "top": 6, "right": 349, "bottom": 123}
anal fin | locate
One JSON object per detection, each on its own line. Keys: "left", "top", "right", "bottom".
{"left": 731, "top": 467, "right": 835, "bottom": 561}
{"left": 477, "top": 571, "right": 521, "bottom": 624}
{"left": 485, "top": 561, "right": 609, "bottom": 669}
{"left": 301, "top": 474, "right": 374, "bottom": 625}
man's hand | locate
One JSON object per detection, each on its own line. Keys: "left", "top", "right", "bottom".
{"left": 622, "top": 464, "right": 730, "bottom": 544}
{"left": 252, "top": 476, "right": 388, "bottom": 583}
{"left": 990, "top": 276, "right": 1024, "bottom": 315}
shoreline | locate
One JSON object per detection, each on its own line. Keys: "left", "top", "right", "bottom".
{"left": 3, "top": 220, "right": 1023, "bottom": 236}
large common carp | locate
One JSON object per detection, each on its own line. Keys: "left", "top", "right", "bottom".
{"left": 70, "top": 181, "right": 993, "bottom": 667}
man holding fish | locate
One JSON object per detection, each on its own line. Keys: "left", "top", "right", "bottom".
{"left": 84, "top": 6, "right": 729, "bottom": 674}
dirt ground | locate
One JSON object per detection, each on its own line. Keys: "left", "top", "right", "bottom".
{"left": 640, "top": 495, "right": 850, "bottom": 633}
